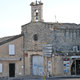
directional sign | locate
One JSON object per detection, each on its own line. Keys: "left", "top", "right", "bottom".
{"left": 42, "top": 47, "right": 52, "bottom": 50}
{"left": 42, "top": 44, "right": 52, "bottom": 47}
{"left": 43, "top": 49, "right": 52, "bottom": 53}
{"left": 42, "top": 44, "right": 52, "bottom": 54}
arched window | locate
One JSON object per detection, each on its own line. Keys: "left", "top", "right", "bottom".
{"left": 36, "top": 10, "right": 38, "bottom": 20}
{"left": 33, "top": 34, "right": 38, "bottom": 41}
{"left": 34, "top": 9, "right": 39, "bottom": 21}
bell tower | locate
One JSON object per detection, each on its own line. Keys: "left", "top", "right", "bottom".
{"left": 30, "top": 0, "right": 43, "bottom": 22}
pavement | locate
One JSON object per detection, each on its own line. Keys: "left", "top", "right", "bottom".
{"left": 0, "top": 75, "right": 80, "bottom": 80}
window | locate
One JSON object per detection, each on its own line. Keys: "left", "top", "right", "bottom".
{"left": 9, "top": 44, "right": 15, "bottom": 55}
{"left": 36, "top": 12, "right": 38, "bottom": 20}
{"left": 33, "top": 34, "right": 38, "bottom": 41}
{"left": 73, "top": 45, "right": 79, "bottom": 52}
{"left": 0, "top": 63, "right": 2, "bottom": 73}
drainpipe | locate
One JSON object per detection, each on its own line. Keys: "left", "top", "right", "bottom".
{"left": 23, "top": 35, "right": 26, "bottom": 75}
{"left": 22, "top": 49, "right": 25, "bottom": 76}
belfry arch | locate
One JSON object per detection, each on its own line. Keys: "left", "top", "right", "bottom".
{"left": 30, "top": 0, "right": 43, "bottom": 22}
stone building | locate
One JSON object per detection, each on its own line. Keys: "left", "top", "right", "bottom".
{"left": 0, "top": 34, "right": 24, "bottom": 77}
{"left": 0, "top": 0, "right": 80, "bottom": 77}
{"left": 22, "top": 0, "right": 80, "bottom": 77}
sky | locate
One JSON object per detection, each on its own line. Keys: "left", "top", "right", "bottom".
{"left": 0, "top": 0, "right": 80, "bottom": 37}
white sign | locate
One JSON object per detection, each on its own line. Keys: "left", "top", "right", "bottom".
{"left": 43, "top": 47, "right": 52, "bottom": 50}
{"left": 42, "top": 44, "right": 52, "bottom": 47}
{"left": 42, "top": 44, "right": 52, "bottom": 54}
{"left": 48, "top": 61, "right": 52, "bottom": 72}
{"left": 71, "top": 56, "right": 80, "bottom": 58}
{"left": 43, "top": 49, "right": 52, "bottom": 53}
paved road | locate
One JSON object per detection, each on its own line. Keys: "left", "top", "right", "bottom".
{"left": 1, "top": 76, "right": 80, "bottom": 80}
{"left": 9, "top": 77, "right": 80, "bottom": 80}
{"left": 10, "top": 78, "right": 80, "bottom": 80}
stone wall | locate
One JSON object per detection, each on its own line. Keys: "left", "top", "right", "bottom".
{"left": 22, "top": 22, "right": 80, "bottom": 53}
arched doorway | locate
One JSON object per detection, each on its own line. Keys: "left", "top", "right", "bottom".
{"left": 71, "top": 60, "right": 80, "bottom": 75}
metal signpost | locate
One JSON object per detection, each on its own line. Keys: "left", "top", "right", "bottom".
{"left": 42, "top": 44, "right": 53, "bottom": 78}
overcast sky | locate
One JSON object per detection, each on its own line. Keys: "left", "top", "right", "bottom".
{"left": 0, "top": 0, "right": 80, "bottom": 37}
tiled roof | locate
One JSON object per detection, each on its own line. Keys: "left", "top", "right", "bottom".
{"left": 0, "top": 34, "right": 23, "bottom": 46}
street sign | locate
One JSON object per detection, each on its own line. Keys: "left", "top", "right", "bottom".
{"left": 42, "top": 44, "right": 52, "bottom": 55}
{"left": 71, "top": 56, "right": 80, "bottom": 58}
{"left": 43, "top": 54, "right": 52, "bottom": 57}
{"left": 42, "top": 44, "right": 52, "bottom": 47}
{"left": 42, "top": 47, "right": 52, "bottom": 50}
{"left": 43, "top": 50, "right": 52, "bottom": 53}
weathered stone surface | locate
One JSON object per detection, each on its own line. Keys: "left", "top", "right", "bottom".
{"left": 22, "top": 22, "right": 80, "bottom": 54}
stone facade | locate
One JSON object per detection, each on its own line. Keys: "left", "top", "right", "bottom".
{"left": 22, "top": 21, "right": 80, "bottom": 76}
{"left": 0, "top": 0, "right": 80, "bottom": 77}
{"left": 22, "top": 22, "right": 80, "bottom": 54}
{"left": 22, "top": 0, "right": 80, "bottom": 77}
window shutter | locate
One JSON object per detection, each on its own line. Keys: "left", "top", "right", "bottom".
{"left": 9, "top": 44, "right": 15, "bottom": 55}
{"left": 0, "top": 64, "right": 2, "bottom": 73}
